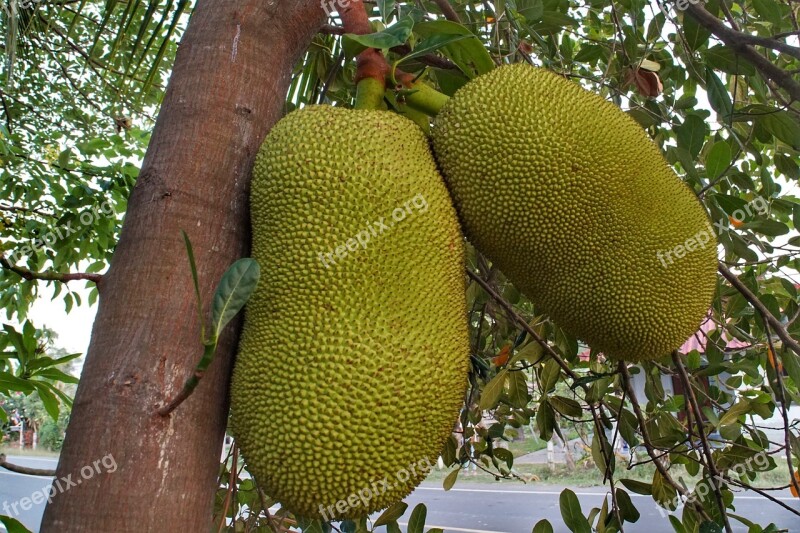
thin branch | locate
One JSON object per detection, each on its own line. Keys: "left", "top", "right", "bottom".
{"left": 672, "top": 352, "right": 733, "bottom": 533}
{"left": 466, "top": 268, "right": 579, "bottom": 381}
{"left": 432, "top": 0, "right": 461, "bottom": 22}
{"left": 718, "top": 264, "right": 800, "bottom": 358}
{"left": 1, "top": 254, "right": 102, "bottom": 284}
{"left": 724, "top": 476, "right": 800, "bottom": 517}
{"left": 0, "top": 454, "right": 56, "bottom": 476}
{"left": 339, "top": 0, "right": 389, "bottom": 84}
{"left": 685, "top": 5, "right": 800, "bottom": 102}
{"left": 763, "top": 319, "right": 800, "bottom": 498}
{"left": 619, "top": 362, "right": 714, "bottom": 522}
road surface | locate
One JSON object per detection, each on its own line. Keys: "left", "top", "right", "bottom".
{"left": 2, "top": 456, "right": 798, "bottom": 532}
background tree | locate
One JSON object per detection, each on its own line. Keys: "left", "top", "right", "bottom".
{"left": 1, "top": 0, "right": 799, "bottom": 531}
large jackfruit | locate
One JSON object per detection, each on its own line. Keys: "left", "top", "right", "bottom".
{"left": 432, "top": 64, "right": 717, "bottom": 362}
{"left": 231, "top": 106, "right": 469, "bottom": 520}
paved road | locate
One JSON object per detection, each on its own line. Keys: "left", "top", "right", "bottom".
{"left": 400, "top": 483, "right": 800, "bottom": 532}
{"left": 2, "top": 457, "right": 798, "bottom": 532}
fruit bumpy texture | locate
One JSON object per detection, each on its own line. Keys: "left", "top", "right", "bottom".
{"left": 432, "top": 64, "right": 717, "bottom": 362}
{"left": 231, "top": 106, "right": 469, "bottom": 520}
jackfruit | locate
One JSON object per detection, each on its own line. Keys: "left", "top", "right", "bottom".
{"left": 432, "top": 64, "right": 717, "bottom": 362}
{"left": 230, "top": 105, "right": 469, "bottom": 520}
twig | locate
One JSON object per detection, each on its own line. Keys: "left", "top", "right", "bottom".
{"left": 718, "top": 264, "right": 800, "bottom": 358}
{"left": 432, "top": 0, "right": 461, "bottom": 22}
{"left": 672, "top": 352, "right": 733, "bottom": 533}
{"left": 466, "top": 269, "right": 579, "bottom": 381}
{"left": 724, "top": 476, "right": 800, "bottom": 517}
{"left": 763, "top": 319, "right": 800, "bottom": 498}
{"left": 685, "top": 5, "right": 800, "bottom": 101}
{"left": 0, "top": 454, "right": 56, "bottom": 476}
{"left": 619, "top": 362, "right": 714, "bottom": 522}
{"left": 156, "top": 343, "right": 216, "bottom": 416}
{"left": 1, "top": 254, "right": 102, "bottom": 284}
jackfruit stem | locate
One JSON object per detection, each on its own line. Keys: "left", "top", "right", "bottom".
{"left": 354, "top": 77, "right": 386, "bottom": 110}
{"left": 399, "top": 80, "right": 450, "bottom": 116}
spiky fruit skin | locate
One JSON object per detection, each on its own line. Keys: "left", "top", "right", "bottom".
{"left": 432, "top": 64, "right": 717, "bottom": 362}
{"left": 230, "top": 106, "right": 469, "bottom": 520}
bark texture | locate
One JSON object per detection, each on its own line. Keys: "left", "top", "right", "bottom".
{"left": 41, "top": 1, "right": 324, "bottom": 530}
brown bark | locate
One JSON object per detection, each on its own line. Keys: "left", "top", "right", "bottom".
{"left": 40, "top": 1, "right": 324, "bottom": 531}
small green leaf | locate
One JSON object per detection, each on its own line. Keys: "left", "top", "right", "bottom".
{"left": 0, "top": 515, "right": 33, "bottom": 533}
{"left": 407, "top": 503, "right": 427, "bottom": 533}
{"left": 549, "top": 395, "right": 583, "bottom": 418}
{"left": 559, "top": 489, "right": 592, "bottom": 533}
{"left": 211, "top": 258, "right": 260, "bottom": 340}
{"left": 536, "top": 398, "right": 556, "bottom": 441}
{"left": 541, "top": 358, "right": 561, "bottom": 392}
{"left": 615, "top": 488, "right": 641, "bottom": 523}
{"left": 443, "top": 468, "right": 459, "bottom": 491}
{"left": 532, "top": 519, "right": 554, "bottom": 533}
{"left": 413, "top": 20, "right": 494, "bottom": 78}
{"left": 343, "top": 17, "right": 414, "bottom": 57}
{"left": 507, "top": 370, "right": 530, "bottom": 408}
{"left": 705, "top": 141, "right": 732, "bottom": 179}
{"left": 479, "top": 369, "right": 507, "bottom": 411}
{"left": 619, "top": 478, "right": 653, "bottom": 495}
{"left": 374, "top": 502, "right": 408, "bottom": 527}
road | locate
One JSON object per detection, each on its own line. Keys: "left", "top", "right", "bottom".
{"left": 2, "top": 456, "right": 798, "bottom": 532}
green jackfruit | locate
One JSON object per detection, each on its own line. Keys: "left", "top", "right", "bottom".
{"left": 230, "top": 106, "right": 469, "bottom": 520}
{"left": 432, "top": 64, "right": 717, "bottom": 362}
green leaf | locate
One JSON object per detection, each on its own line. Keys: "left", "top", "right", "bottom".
{"left": 532, "top": 519, "right": 554, "bottom": 533}
{"left": 706, "top": 68, "right": 732, "bottom": 119}
{"left": 0, "top": 515, "right": 33, "bottom": 533}
{"left": 705, "top": 141, "right": 732, "bottom": 178}
{"left": 619, "top": 478, "right": 653, "bottom": 495}
{"left": 374, "top": 502, "right": 408, "bottom": 527}
{"left": 443, "top": 468, "right": 459, "bottom": 490}
{"left": 343, "top": 18, "right": 414, "bottom": 57}
{"left": 211, "top": 258, "right": 260, "bottom": 340}
{"left": 507, "top": 370, "right": 530, "bottom": 408}
{"left": 549, "top": 395, "right": 583, "bottom": 418}
{"left": 669, "top": 515, "right": 686, "bottom": 533}
{"left": 536, "top": 398, "right": 556, "bottom": 441}
{"left": 760, "top": 111, "right": 800, "bottom": 150}
{"left": 541, "top": 358, "right": 561, "bottom": 392}
{"left": 396, "top": 34, "right": 470, "bottom": 66}
{"left": 413, "top": 21, "right": 494, "bottom": 78}
{"left": 33, "top": 381, "right": 60, "bottom": 421}
{"left": 181, "top": 230, "right": 205, "bottom": 337}
{"left": 479, "top": 369, "right": 507, "bottom": 411}
{"left": 615, "top": 488, "right": 641, "bottom": 523}
{"left": 559, "top": 489, "right": 592, "bottom": 533}
{"left": 675, "top": 114, "right": 708, "bottom": 159}
{"left": 652, "top": 470, "right": 678, "bottom": 509}
{"left": 719, "top": 400, "right": 751, "bottom": 427}
{"left": 407, "top": 503, "right": 427, "bottom": 533}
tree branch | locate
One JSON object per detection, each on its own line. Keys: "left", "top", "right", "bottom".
{"left": 432, "top": 0, "right": 461, "bottom": 22}
{"left": 685, "top": 5, "right": 800, "bottom": 102}
{"left": 672, "top": 352, "right": 733, "bottom": 533}
{"left": 0, "top": 454, "right": 56, "bottom": 476}
{"left": 0, "top": 254, "right": 102, "bottom": 284}
{"left": 718, "top": 264, "right": 800, "bottom": 358}
{"left": 619, "top": 362, "right": 714, "bottom": 523}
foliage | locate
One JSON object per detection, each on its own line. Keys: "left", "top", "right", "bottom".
{"left": 2, "top": 0, "right": 800, "bottom": 532}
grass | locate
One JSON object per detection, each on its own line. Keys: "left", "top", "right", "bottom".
{"left": 0, "top": 445, "right": 60, "bottom": 458}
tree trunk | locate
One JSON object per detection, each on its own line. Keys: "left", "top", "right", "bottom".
{"left": 41, "top": 2, "right": 323, "bottom": 530}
